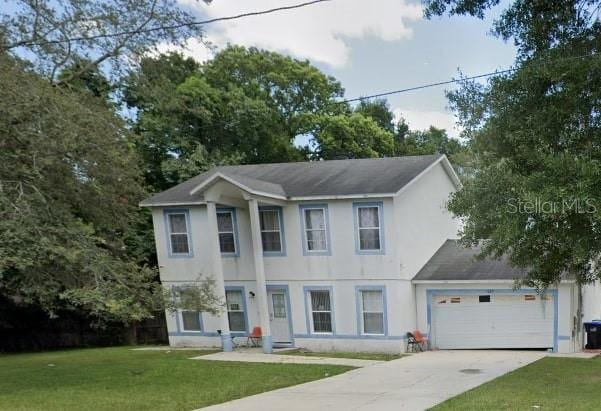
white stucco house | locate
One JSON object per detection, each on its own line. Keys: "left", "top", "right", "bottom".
{"left": 141, "top": 154, "right": 600, "bottom": 354}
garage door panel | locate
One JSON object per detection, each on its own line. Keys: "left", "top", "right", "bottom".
{"left": 431, "top": 293, "right": 554, "bottom": 349}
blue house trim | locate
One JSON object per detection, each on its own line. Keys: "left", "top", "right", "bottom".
{"left": 266, "top": 284, "right": 295, "bottom": 347}
{"left": 352, "top": 201, "right": 385, "bottom": 255}
{"left": 355, "top": 285, "right": 388, "bottom": 336}
{"left": 217, "top": 207, "right": 240, "bottom": 258}
{"left": 298, "top": 203, "right": 332, "bottom": 256}
{"left": 303, "top": 286, "right": 336, "bottom": 335}
{"left": 425, "top": 288, "right": 559, "bottom": 352}
{"left": 293, "top": 333, "right": 405, "bottom": 340}
{"left": 224, "top": 286, "right": 249, "bottom": 336}
{"left": 163, "top": 208, "right": 194, "bottom": 258}
{"left": 259, "top": 206, "right": 287, "bottom": 257}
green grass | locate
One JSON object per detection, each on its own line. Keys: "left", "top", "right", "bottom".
{"left": 433, "top": 356, "right": 601, "bottom": 411}
{"left": 281, "top": 349, "right": 403, "bottom": 361}
{"left": 0, "top": 346, "right": 353, "bottom": 411}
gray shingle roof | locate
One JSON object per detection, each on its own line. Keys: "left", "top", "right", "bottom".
{"left": 141, "top": 155, "right": 445, "bottom": 206}
{"left": 413, "top": 240, "right": 527, "bottom": 281}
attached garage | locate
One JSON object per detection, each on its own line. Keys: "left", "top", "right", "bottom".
{"left": 414, "top": 240, "right": 566, "bottom": 352}
{"left": 429, "top": 290, "right": 555, "bottom": 350}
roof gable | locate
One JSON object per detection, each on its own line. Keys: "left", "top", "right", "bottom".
{"left": 140, "top": 154, "right": 457, "bottom": 206}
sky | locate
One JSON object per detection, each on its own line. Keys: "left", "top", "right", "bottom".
{"left": 171, "top": 0, "right": 517, "bottom": 139}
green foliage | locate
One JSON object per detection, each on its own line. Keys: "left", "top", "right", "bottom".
{"left": 312, "top": 113, "right": 395, "bottom": 159}
{"left": 124, "top": 47, "right": 345, "bottom": 191}
{"left": 354, "top": 99, "right": 396, "bottom": 132}
{"left": 0, "top": 53, "right": 161, "bottom": 322}
{"left": 163, "top": 277, "right": 224, "bottom": 315}
{"left": 430, "top": 0, "right": 601, "bottom": 285}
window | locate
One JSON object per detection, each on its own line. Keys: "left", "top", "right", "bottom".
{"left": 309, "top": 290, "right": 333, "bottom": 333}
{"left": 355, "top": 203, "right": 383, "bottom": 253}
{"left": 300, "top": 205, "right": 329, "bottom": 253}
{"left": 525, "top": 294, "right": 536, "bottom": 301}
{"left": 174, "top": 286, "right": 202, "bottom": 332}
{"left": 217, "top": 209, "right": 237, "bottom": 255}
{"left": 359, "top": 289, "right": 385, "bottom": 335}
{"left": 272, "top": 293, "right": 287, "bottom": 318}
{"left": 479, "top": 295, "right": 491, "bottom": 303}
{"left": 180, "top": 311, "right": 202, "bottom": 332}
{"left": 259, "top": 208, "right": 283, "bottom": 254}
{"left": 166, "top": 211, "right": 191, "bottom": 255}
{"left": 225, "top": 289, "right": 246, "bottom": 332}
{"left": 450, "top": 297, "right": 461, "bottom": 304}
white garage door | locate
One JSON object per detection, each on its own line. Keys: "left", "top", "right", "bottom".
{"left": 431, "top": 292, "right": 554, "bottom": 349}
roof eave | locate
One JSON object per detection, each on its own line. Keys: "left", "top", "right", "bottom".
{"left": 139, "top": 200, "right": 207, "bottom": 208}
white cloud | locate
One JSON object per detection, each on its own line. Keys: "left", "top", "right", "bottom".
{"left": 393, "top": 108, "right": 463, "bottom": 138}
{"left": 178, "top": 0, "right": 423, "bottom": 67}
{"left": 154, "top": 37, "right": 215, "bottom": 63}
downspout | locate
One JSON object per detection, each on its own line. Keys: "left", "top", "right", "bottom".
{"left": 577, "top": 280, "right": 584, "bottom": 350}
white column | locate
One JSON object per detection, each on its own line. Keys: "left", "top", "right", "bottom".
{"left": 206, "top": 201, "right": 233, "bottom": 352}
{"left": 247, "top": 198, "right": 273, "bottom": 353}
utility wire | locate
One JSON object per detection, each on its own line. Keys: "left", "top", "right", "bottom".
{"left": 4, "top": 0, "right": 332, "bottom": 50}
{"left": 338, "top": 69, "right": 515, "bottom": 104}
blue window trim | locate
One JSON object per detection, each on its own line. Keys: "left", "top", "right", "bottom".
{"left": 266, "top": 284, "right": 295, "bottom": 347}
{"left": 355, "top": 286, "right": 388, "bottom": 336}
{"left": 352, "top": 201, "right": 385, "bottom": 255}
{"left": 163, "top": 208, "right": 194, "bottom": 258}
{"left": 426, "top": 288, "right": 559, "bottom": 352}
{"left": 217, "top": 207, "right": 240, "bottom": 258}
{"left": 298, "top": 204, "right": 332, "bottom": 256}
{"left": 303, "top": 286, "right": 336, "bottom": 335}
{"left": 172, "top": 285, "right": 204, "bottom": 333}
{"left": 224, "top": 286, "right": 249, "bottom": 336}
{"left": 259, "top": 206, "right": 287, "bottom": 257}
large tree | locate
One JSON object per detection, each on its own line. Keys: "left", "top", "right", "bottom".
{"left": 124, "top": 47, "right": 346, "bottom": 190}
{"left": 0, "top": 53, "right": 164, "bottom": 322}
{"left": 426, "top": 0, "right": 601, "bottom": 286}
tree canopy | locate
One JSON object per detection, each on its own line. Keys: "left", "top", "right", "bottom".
{"left": 0, "top": 52, "right": 164, "bottom": 322}
{"left": 427, "top": 0, "right": 601, "bottom": 286}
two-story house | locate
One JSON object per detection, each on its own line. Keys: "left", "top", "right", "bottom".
{"left": 141, "top": 155, "right": 601, "bottom": 354}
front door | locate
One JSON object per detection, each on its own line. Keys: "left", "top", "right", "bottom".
{"left": 267, "top": 289, "right": 292, "bottom": 343}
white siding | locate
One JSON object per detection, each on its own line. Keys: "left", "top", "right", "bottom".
{"left": 151, "top": 162, "right": 462, "bottom": 352}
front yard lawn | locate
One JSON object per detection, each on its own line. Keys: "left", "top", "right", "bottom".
{"left": 0, "top": 346, "right": 353, "bottom": 411}
{"left": 433, "top": 356, "right": 601, "bottom": 410}
{"left": 282, "top": 349, "right": 403, "bottom": 361}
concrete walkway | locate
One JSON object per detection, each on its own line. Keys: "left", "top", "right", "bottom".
{"left": 191, "top": 350, "right": 383, "bottom": 367}
{"left": 200, "top": 350, "right": 546, "bottom": 411}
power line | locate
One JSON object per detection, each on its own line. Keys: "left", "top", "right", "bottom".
{"left": 4, "top": 0, "right": 332, "bottom": 50}
{"left": 338, "top": 69, "right": 515, "bottom": 104}
{"left": 337, "top": 52, "right": 598, "bottom": 105}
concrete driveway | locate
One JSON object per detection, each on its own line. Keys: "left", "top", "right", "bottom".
{"left": 201, "top": 350, "right": 546, "bottom": 411}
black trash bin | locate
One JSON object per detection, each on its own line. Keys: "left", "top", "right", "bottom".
{"left": 584, "top": 321, "right": 601, "bottom": 349}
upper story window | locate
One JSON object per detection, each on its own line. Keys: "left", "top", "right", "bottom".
{"left": 354, "top": 202, "right": 384, "bottom": 254}
{"left": 300, "top": 204, "right": 330, "bottom": 255}
{"left": 165, "top": 210, "right": 192, "bottom": 256}
{"left": 217, "top": 208, "right": 238, "bottom": 256}
{"left": 259, "top": 207, "right": 285, "bottom": 256}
